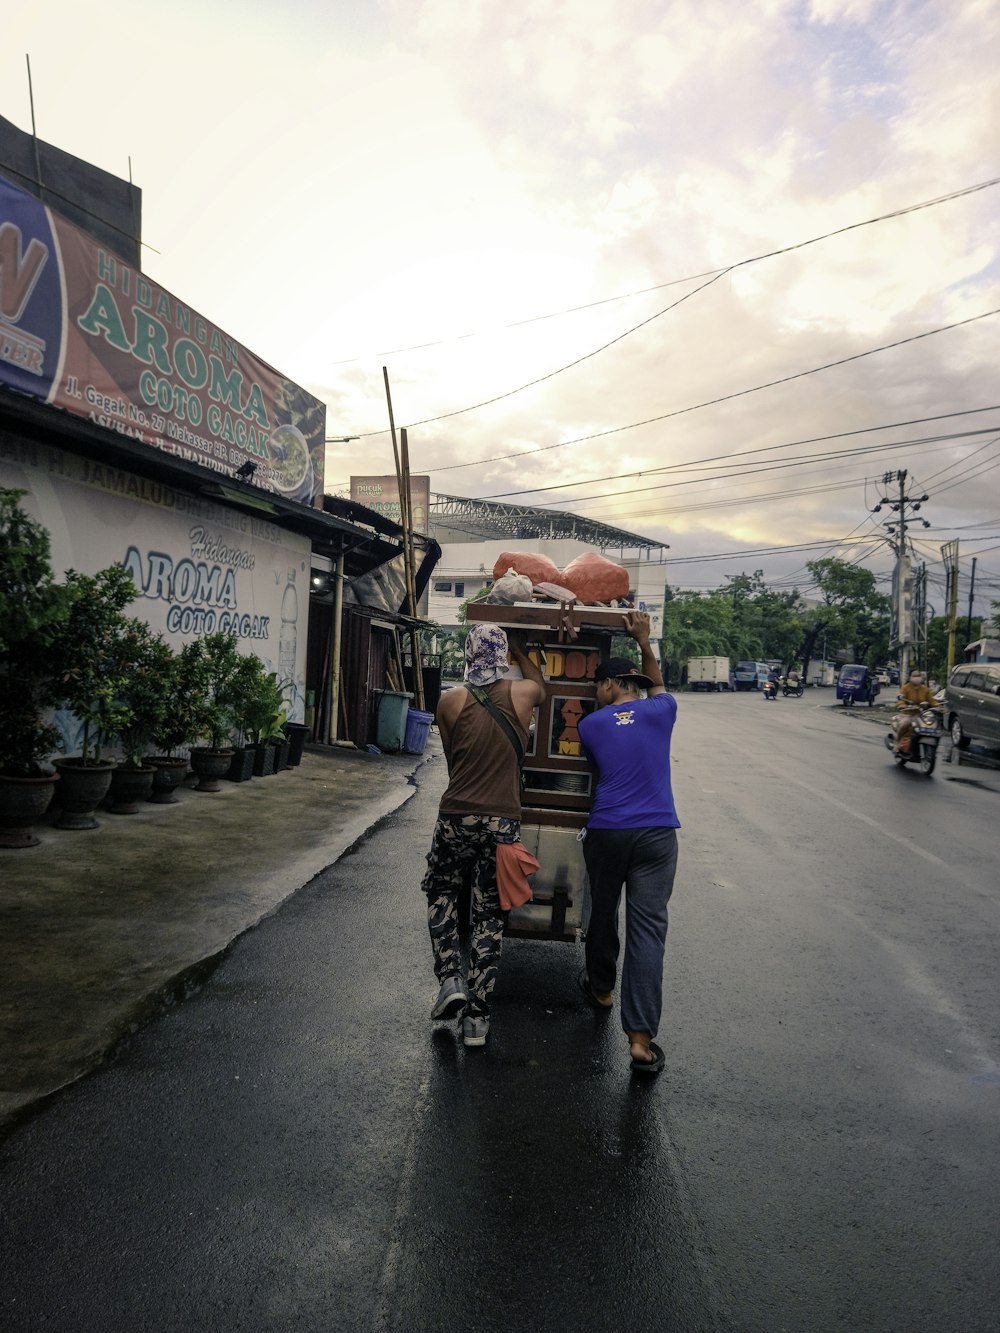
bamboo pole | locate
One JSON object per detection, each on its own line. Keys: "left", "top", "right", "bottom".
{"left": 381, "top": 370, "right": 424, "bottom": 710}
{"left": 399, "top": 427, "right": 426, "bottom": 710}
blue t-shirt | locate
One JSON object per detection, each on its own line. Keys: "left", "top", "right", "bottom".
{"left": 578, "top": 692, "right": 680, "bottom": 830}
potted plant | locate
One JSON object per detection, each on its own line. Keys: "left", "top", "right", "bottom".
{"left": 225, "top": 652, "right": 268, "bottom": 782}
{"left": 146, "top": 640, "right": 210, "bottom": 802}
{"left": 106, "top": 622, "right": 175, "bottom": 813}
{"left": 241, "top": 667, "right": 288, "bottom": 777}
{"left": 187, "top": 631, "right": 241, "bottom": 791}
{"left": 0, "top": 489, "right": 71, "bottom": 847}
{"left": 51, "top": 564, "right": 137, "bottom": 829}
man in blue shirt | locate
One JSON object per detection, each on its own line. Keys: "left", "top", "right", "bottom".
{"left": 577, "top": 611, "right": 679, "bottom": 1075}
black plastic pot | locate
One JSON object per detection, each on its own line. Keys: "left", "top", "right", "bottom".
{"left": 282, "top": 722, "right": 310, "bottom": 767}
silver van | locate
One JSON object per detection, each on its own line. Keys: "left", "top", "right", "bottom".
{"left": 944, "top": 663, "right": 1000, "bottom": 748}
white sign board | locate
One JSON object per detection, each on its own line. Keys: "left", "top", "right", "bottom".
{"left": 1, "top": 436, "right": 310, "bottom": 719}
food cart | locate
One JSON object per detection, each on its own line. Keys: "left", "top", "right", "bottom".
{"left": 465, "top": 597, "right": 627, "bottom": 943}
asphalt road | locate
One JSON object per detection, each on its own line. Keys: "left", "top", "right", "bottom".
{"left": 1, "top": 691, "right": 998, "bottom": 1332}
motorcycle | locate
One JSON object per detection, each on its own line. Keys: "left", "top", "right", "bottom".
{"left": 762, "top": 679, "right": 778, "bottom": 701}
{"left": 782, "top": 680, "right": 804, "bottom": 698}
{"left": 884, "top": 705, "right": 943, "bottom": 776}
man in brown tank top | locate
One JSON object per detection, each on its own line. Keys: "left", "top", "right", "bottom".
{"left": 422, "top": 622, "right": 547, "bottom": 1047}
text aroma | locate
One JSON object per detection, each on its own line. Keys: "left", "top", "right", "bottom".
{"left": 123, "top": 546, "right": 238, "bottom": 609}
{"left": 78, "top": 283, "right": 269, "bottom": 428}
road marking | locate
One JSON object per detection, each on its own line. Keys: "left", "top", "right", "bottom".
{"left": 375, "top": 1071, "right": 431, "bottom": 1331}
{"left": 790, "top": 773, "right": 949, "bottom": 868}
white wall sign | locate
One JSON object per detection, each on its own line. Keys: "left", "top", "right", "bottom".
{"left": 1, "top": 436, "right": 310, "bottom": 719}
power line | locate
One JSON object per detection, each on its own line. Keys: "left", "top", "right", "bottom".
{"left": 480, "top": 405, "right": 1000, "bottom": 503}
{"left": 329, "top": 174, "right": 1000, "bottom": 368}
{"left": 423, "top": 309, "right": 1000, "bottom": 475}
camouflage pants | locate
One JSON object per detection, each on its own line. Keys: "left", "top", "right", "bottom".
{"left": 422, "top": 814, "right": 520, "bottom": 1015}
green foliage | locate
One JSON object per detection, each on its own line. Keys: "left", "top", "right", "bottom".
{"left": 149, "top": 640, "right": 212, "bottom": 757}
{"left": 54, "top": 564, "right": 139, "bottom": 765}
{"left": 186, "top": 631, "right": 244, "bottom": 750}
{"left": 232, "top": 654, "right": 289, "bottom": 745}
{"left": 805, "top": 558, "right": 890, "bottom": 666}
{"left": 111, "top": 622, "right": 176, "bottom": 767}
{"left": 925, "top": 614, "right": 983, "bottom": 682}
{"left": 0, "top": 489, "right": 72, "bottom": 774}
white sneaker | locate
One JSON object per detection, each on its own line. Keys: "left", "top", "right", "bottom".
{"left": 462, "top": 1013, "right": 489, "bottom": 1047}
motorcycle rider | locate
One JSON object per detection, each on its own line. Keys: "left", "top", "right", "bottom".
{"left": 764, "top": 665, "right": 780, "bottom": 698}
{"left": 894, "top": 669, "right": 936, "bottom": 754}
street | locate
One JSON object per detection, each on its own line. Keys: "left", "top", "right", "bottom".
{"left": 1, "top": 691, "right": 998, "bottom": 1333}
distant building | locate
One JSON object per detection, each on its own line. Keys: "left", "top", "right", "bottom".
{"left": 425, "top": 495, "right": 669, "bottom": 654}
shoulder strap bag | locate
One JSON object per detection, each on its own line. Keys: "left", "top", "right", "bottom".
{"left": 469, "top": 685, "right": 525, "bottom": 776}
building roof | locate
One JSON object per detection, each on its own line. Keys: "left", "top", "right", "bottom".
{"left": 0, "top": 388, "right": 432, "bottom": 583}
{"left": 429, "top": 493, "right": 667, "bottom": 555}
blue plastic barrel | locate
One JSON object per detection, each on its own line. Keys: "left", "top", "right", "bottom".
{"left": 403, "top": 708, "right": 434, "bottom": 754}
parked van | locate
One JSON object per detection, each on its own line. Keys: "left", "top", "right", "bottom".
{"left": 733, "top": 660, "right": 770, "bottom": 691}
{"left": 944, "top": 663, "right": 1000, "bottom": 749}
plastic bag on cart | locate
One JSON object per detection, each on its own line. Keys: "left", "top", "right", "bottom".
{"left": 488, "top": 569, "right": 533, "bottom": 604}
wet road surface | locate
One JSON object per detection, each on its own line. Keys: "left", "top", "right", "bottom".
{"left": 2, "top": 691, "right": 998, "bottom": 1331}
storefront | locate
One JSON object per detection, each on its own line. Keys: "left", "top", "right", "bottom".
{"left": 2, "top": 164, "right": 438, "bottom": 742}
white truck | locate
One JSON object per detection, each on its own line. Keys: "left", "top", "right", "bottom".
{"left": 686, "top": 655, "right": 731, "bottom": 692}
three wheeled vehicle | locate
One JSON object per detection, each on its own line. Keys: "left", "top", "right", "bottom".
{"left": 836, "top": 663, "right": 879, "bottom": 707}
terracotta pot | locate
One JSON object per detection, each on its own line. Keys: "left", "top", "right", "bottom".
{"left": 108, "top": 764, "right": 156, "bottom": 814}
{"left": 188, "top": 747, "right": 234, "bottom": 793}
{"left": 147, "top": 757, "right": 190, "bottom": 804}
{"left": 0, "top": 771, "right": 60, "bottom": 848}
{"left": 53, "top": 758, "right": 116, "bottom": 830}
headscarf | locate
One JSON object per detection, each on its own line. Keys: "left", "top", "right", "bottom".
{"left": 464, "top": 623, "right": 510, "bottom": 686}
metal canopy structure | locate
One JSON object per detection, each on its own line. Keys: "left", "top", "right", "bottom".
{"left": 430, "top": 493, "right": 667, "bottom": 556}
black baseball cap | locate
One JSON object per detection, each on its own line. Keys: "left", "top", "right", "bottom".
{"left": 594, "top": 656, "right": 654, "bottom": 688}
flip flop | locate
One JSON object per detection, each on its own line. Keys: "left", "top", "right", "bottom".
{"left": 630, "top": 1041, "right": 665, "bottom": 1075}
{"left": 578, "top": 969, "right": 613, "bottom": 1012}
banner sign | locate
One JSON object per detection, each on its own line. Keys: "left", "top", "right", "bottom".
{"left": 0, "top": 173, "right": 325, "bottom": 507}
{"left": 351, "top": 474, "right": 430, "bottom": 532}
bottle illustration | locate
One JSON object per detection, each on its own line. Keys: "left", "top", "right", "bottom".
{"left": 278, "top": 566, "right": 298, "bottom": 688}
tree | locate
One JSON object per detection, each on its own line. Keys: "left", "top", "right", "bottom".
{"left": 804, "top": 558, "right": 889, "bottom": 673}
{"left": 662, "top": 590, "right": 736, "bottom": 682}
{"left": 0, "top": 489, "right": 73, "bottom": 774}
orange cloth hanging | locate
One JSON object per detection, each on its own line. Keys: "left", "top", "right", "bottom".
{"left": 495, "top": 842, "right": 540, "bottom": 910}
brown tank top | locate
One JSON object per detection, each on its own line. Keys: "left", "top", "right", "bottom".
{"left": 439, "top": 680, "right": 528, "bottom": 818}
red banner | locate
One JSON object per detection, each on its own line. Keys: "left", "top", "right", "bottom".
{"left": 1, "top": 173, "right": 325, "bottom": 506}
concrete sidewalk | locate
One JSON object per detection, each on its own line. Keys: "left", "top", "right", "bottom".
{"left": 0, "top": 741, "right": 438, "bottom": 1135}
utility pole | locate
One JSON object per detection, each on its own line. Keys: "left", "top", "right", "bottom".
{"left": 965, "top": 556, "right": 978, "bottom": 647}
{"left": 871, "top": 469, "right": 930, "bottom": 681}
{"left": 941, "top": 540, "right": 959, "bottom": 675}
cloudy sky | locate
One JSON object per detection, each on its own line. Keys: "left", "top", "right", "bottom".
{"left": 4, "top": 0, "right": 999, "bottom": 613}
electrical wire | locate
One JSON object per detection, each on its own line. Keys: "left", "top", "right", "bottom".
{"left": 422, "top": 309, "right": 1000, "bottom": 474}
{"left": 329, "top": 174, "right": 1000, "bottom": 367}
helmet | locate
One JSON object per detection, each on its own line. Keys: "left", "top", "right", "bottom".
{"left": 909, "top": 670, "right": 925, "bottom": 683}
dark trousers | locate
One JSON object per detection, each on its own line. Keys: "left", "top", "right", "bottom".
{"left": 583, "top": 827, "right": 678, "bottom": 1037}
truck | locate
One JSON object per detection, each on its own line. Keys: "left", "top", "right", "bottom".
{"left": 685, "top": 655, "right": 731, "bottom": 692}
